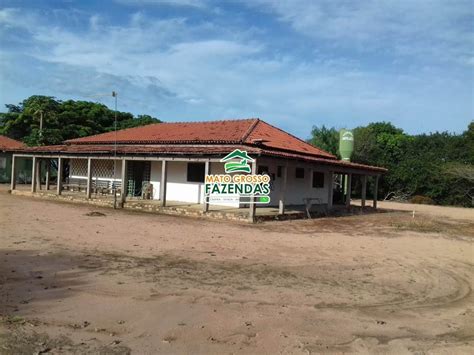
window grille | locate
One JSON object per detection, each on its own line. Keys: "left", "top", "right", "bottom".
{"left": 92, "top": 160, "right": 115, "bottom": 178}
{"left": 70, "top": 159, "right": 87, "bottom": 176}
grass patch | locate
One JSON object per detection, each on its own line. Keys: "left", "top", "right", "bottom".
{"left": 389, "top": 217, "right": 474, "bottom": 237}
{"left": 0, "top": 321, "right": 131, "bottom": 355}
{"left": 391, "top": 219, "right": 444, "bottom": 233}
{"left": 1, "top": 315, "right": 26, "bottom": 325}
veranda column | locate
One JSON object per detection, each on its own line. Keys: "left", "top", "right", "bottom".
{"left": 278, "top": 164, "right": 288, "bottom": 214}
{"left": 373, "top": 175, "right": 379, "bottom": 209}
{"left": 160, "top": 160, "right": 168, "bottom": 207}
{"left": 361, "top": 175, "right": 367, "bottom": 208}
{"left": 56, "top": 157, "right": 63, "bottom": 195}
{"left": 10, "top": 155, "right": 16, "bottom": 191}
{"left": 120, "top": 159, "right": 127, "bottom": 206}
{"left": 345, "top": 173, "right": 352, "bottom": 207}
{"left": 203, "top": 160, "right": 210, "bottom": 212}
{"left": 249, "top": 159, "right": 257, "bottom": 221}
{"left": 45, "top": 159, "right": 50, "bottom": 190}
{"left": 341, "top": 174, "right": 346, "bottom": 203}
{"left": 31, "top": 156, "right": 37, "bottom": 193}
{"left": 86, "top": 157, "right": 92, "bottom": 199}
{"left": 36, "top": 158, "right": 41, "bottom": 191}
{"left": 327, "top": 171, "right": 333, "bottom": 210}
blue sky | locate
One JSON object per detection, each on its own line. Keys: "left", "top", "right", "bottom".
{"left": 0, "top": 0, "right": 473, "bottom": 138}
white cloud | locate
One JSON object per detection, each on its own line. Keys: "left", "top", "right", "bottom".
{"left": 0, "top": 3, "right": 472, "bottom": 136}
{"left": 114, "top": 0, "right": 208, "bottom": 8}
{"left": 247, "top": 0, "right": 474, "bottom": 65}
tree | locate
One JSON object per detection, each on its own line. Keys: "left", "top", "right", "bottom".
{"left": 308, "top": 125, "right": 339, "bottom": 156}
{"left": 444, "top": 163, "right": 474, "bottom": 205}
{"left": 0, "top": 96, "right": 161, "bottom": 146}
{"left": 308, "top": 120, "right": 473, "bottom": 207}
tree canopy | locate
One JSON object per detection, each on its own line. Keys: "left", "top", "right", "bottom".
{"left": 309, "top": 121, "right": 474, "bottom": 207}
{"left": 0, "top": 96, "right": 161, "bottom": 146}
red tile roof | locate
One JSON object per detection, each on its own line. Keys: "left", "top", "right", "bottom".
{"left": 16, "top": 119, "right": 386, "bottom": 173}
{"left": 23, "top": 144, "right": 262, "bottom": 156}
{"left": 246, "top": 120, "right": 335, "bottom": 158}
{"left": 66, "top": 118, "right": 336, "bottom": 159}
{"left": 0, "top": 135, "right": 25, "bottom": 151}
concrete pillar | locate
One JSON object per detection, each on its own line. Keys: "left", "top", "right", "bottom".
{"left": 345, "top": 173, "right": 352, "bottom": 207}
{"left": 160, "top": 160, "right": 167, "bottom": 207}
{"left": 373, "top": 175, "right": 379, "bottom": 209}
{"left": 361, "top": 175, "right": 367, "bottom": 208}
{"left": 31, "top": 156, "right": 37, "bottom": 193}
{"left": 203, "top": 160, "right": 210, "bottom": 212}
{"left": 36, "top": 158, "right": 41, "bottom": 190}
{"left": 86, "top": 158, "right": 92, "bottom": 199}
{"left": 10, "top": 155, "right": 16, "bottom": 191}
{"left": 278, "top": 164, "right": 288, "bottom": 214}
{"left": 45, "top": 159, "right": 50, "bottom": 190}
{"left": 249, "top": 159, "right": 257, "bottom": 222}
{"left": 327, "top": 171, "right": 333, "bottom": 210}
{"left": 120, "top": 159, "right": 127, "bottom": 205}
{"left": 57, "top": 157, "right": 63, "bottom": 195}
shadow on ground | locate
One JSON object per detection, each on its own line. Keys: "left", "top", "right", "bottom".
{"left": 0, "top": 249, "right": 98, "bottom": 314}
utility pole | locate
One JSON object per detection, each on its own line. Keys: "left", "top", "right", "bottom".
{"left": 34, "top": 110, "right": 44, "bottom": 144}
{"left": 83, "top": 91, "right": 119, "bottom": 208}
{"left": 112, "top": 91, "right": 118, "bottom": 209}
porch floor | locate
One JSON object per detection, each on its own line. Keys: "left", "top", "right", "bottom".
{"left": 11, "top": 184, "right": 313, "bottom": 221}
{"left": 11, "top": 183, "right": 369, "bottom": 222}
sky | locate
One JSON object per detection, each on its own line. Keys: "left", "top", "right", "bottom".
{"left": 0, "top": 0, "right": 473, "bottom": 139}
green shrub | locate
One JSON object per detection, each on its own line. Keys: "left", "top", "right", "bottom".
{"left": 410, "top": 195, "right": 435, "bottom": 205}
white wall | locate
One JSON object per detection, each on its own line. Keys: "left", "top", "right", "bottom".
{"left": 257, "top": 157, "right": 330, "bottom": 206}
{"left": 149, "top": 161, "right": 239, "bottom": 207}
{"left": 69, "top": 157, "right": 332, "bottom": 208}
{"left": 149, "top": 161, "right": 161, "bottom": 200}
{"left": 166, "top": 161, "right": 204, "bottom": 204}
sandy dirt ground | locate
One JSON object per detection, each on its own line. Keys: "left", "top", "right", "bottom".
{"left": 0, "top": 190, "right": 473, "bottom": 354}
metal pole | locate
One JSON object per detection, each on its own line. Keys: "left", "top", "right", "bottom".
{"left": 112, "top": 91, "right": 118, "bottom": 209}
{"left": 249, "top": 160, "right": 257, "bottom": 222}
{"left": 203, "top": 160, "right": 210, "bottom": 212}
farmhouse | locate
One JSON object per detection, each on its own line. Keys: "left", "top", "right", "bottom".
{"left": 0, "top": 135, "right": 27, "bottom": 183}
{"left": 9, "top": 118, "right": 386, "bottom": 221}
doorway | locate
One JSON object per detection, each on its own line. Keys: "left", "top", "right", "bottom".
{"left": 127, "top": 161, "right": 151, "bottom": 197}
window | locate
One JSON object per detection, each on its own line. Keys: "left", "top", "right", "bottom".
{"left": 258, "top": 165, "right": 269, "bottom": 174}
{"left": 187, "top": 162, "right": 205, "bottom": 183}
{"left": 0, "top": 157, "right": 6, "bottom": 169}
{"left": 70, "top": 159, "right": 88, "bottom": 176}
{"left": 295, "top": 167, "right": 305, "bottom": 179}
{"left": 277, "top": 166, "right": 282, "bottom": 178}
{"left": 312, "top": 171, "right": 325, "bottom": 188}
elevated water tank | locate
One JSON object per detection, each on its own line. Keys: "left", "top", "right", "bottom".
{"left": 339, "top": 129, "right": 354, "bottom": 161}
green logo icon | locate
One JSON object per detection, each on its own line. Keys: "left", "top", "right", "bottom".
{"left": 220, "top": 149, "right": 255, "bottom": 173}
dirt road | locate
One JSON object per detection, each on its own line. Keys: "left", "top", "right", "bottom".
{"left": 1, "top": 191, "right": 473, "bottom": 354}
